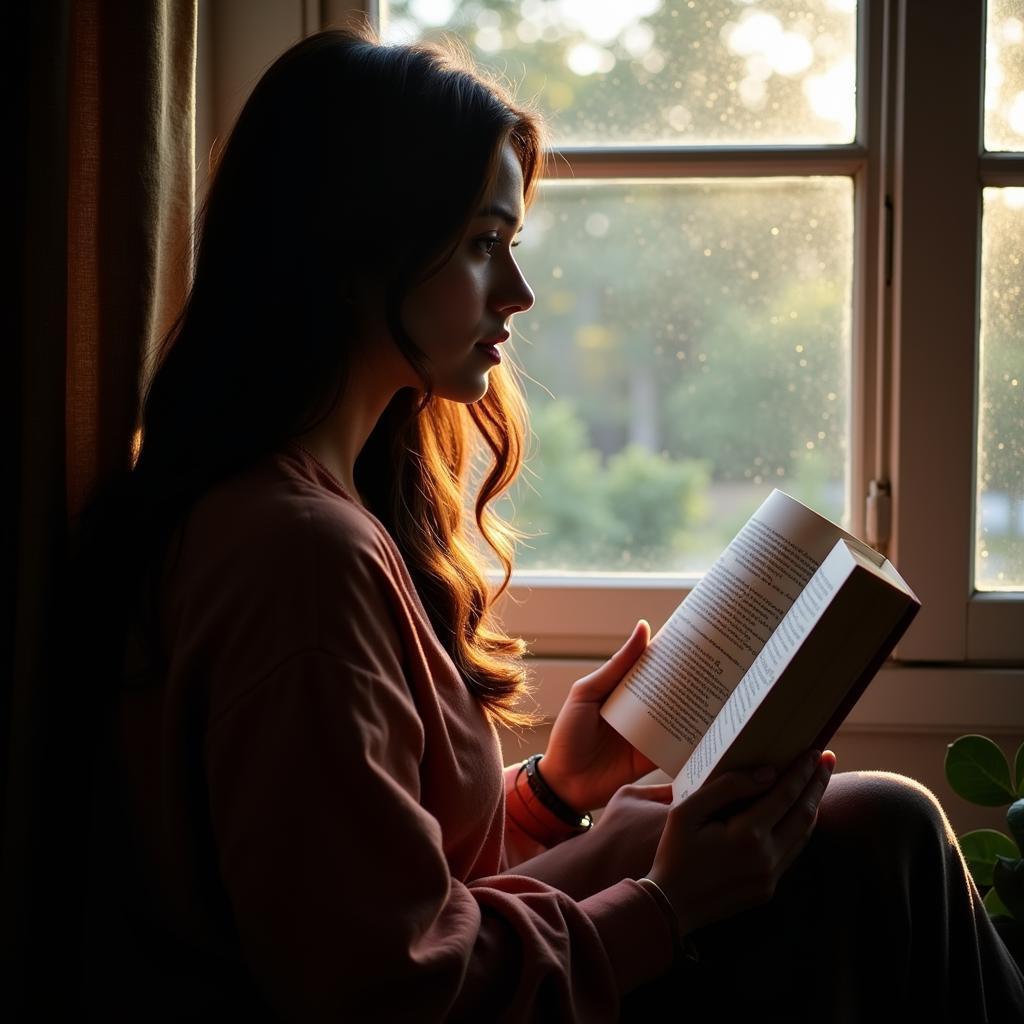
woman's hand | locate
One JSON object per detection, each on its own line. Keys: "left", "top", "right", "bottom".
{"left": 507, "top": 783, "right": 673, "bottom": 901}
{"left": 539, "top": 620, "right": 658, "bottom": 813}
{"left": 648, "top": 749, "right": 837, "bottom": 937}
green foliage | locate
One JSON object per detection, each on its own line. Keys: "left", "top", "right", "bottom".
{"left": 994, "top": 855, "right": 1024, "bottom": 921}
{"left": 662, "top": 278, "right": 846, "bottom": 491}
{"left": 945, "top": 734, "right": 1023, "bottom": 923}
{"left": 602, "top": 443, "right": 709, "bottom": 556}
{"left": 498, "top": 400, "right": 709, "bottom": 570}
{"left": 945, "top": 734, "right": 1018, "bottom": 806}
{"left": 508, "top": 400, "right": 617, "bottom": 548}
{"left": 986, "top": 885, "right": 1013, "bottom": 919}
{"left": 958, "top": 829, "right": 1019, "bottom": 888}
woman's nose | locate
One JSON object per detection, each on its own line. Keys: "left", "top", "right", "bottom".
{"left": 497, "top": 261, "right": 535, "bottom": 316}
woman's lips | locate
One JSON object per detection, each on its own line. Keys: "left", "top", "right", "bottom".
{"left": 475, "top": 330, "right": 508, "bottom": 363}
{"left": 475, "top": 343, "right": 502, "bottom": 364}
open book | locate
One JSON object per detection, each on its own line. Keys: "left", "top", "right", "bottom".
{"left": 600, "top": 490, "right": 920, "bottom": 803}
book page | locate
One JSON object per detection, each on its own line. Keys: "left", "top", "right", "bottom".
{"left": 602, "top": 490, "right": 853, "bottom": 775}
{"left": 673, "top": 543, "right": 848, "bottom": 799}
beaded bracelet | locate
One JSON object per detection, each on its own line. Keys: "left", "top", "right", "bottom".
{"left": 520, "top": 754, "right": 593, "bottom": 832}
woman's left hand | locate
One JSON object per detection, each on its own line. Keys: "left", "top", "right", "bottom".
{"left": 538, "top": 620, "right": 658, "bottom": 813}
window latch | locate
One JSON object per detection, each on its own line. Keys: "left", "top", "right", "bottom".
{"left": 866, "top": 479, "right": 892, "bottom": 550}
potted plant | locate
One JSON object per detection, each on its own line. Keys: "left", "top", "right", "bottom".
{"left": 945, "top": 734, "right": 1024, "bottom": 968}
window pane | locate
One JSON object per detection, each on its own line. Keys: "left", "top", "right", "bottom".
{"left": 986, "top": 0, "right": 1024, "bottom": 152}
{"left": 384, "top": 1, "right": 857, "bottom": 145}
{"left": 491, "top": 177, "right": 853, "bottom": 573}
{"left": 976, "top": 188, "right": 1024, "bottom": 590}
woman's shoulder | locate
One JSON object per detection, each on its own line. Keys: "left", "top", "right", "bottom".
{"left": 166, "top": 446, "right": 406, "bottom": 645}
{"left": 189, "top": 445, "right": 388, "bottom": 568}
{"left": 162, "top": 447, "right": 414, "bottom": 732}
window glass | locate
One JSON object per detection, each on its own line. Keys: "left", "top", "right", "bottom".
{"left": 384, "top": 0, "right": 857, "bottom": 145}
{"left": 491, "top": 176, "right": 853, "bottom": 573}
{"left": 986, "top": 0, "right": 1024, "bottom": 153}
{"left": 976, "top": 188, "right": 1024, "bottom": 591}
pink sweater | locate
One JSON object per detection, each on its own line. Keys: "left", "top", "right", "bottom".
{"left": 101, "top": 443, "right": 672, "bottom": 1020}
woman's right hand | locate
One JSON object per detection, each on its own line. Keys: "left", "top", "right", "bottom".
{"left": 647, "top": 749, "right": 837, "bottom": 937}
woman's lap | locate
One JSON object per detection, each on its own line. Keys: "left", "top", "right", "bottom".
{"left": 619, "top": 771, "right": 1024, "bottom": 1022}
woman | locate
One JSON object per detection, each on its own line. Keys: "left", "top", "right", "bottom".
{"left": 77, "top": 24, "right": 1023, "bottom": 1021}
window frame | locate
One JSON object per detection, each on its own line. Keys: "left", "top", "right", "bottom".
{"left": 885, "top": 0, "right": 1024, "bottom": 663}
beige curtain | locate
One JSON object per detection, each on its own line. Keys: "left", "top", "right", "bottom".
{"left": 4, "top": 0, "right": 195, "bottom": 1010}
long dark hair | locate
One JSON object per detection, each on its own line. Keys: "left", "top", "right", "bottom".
{"left": 76, "top": 24, "right": 546, "bottom": 726}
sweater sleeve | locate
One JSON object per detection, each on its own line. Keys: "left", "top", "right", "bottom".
{"left": 200, "top": 512, "right": 672, "bottom": 1021}
{"left": 205, "top": 649, "right": 672, "bottom": 1021}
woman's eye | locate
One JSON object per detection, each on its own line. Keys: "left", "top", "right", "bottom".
{"left": 477, "top": 237, "right": 500, "bottom": 255}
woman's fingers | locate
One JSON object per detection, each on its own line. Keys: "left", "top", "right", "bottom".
{"left": 772, "top": 751, "right": 836, "bottom": 864}
{"left": 673, "top": 764, "right": 779, "bottom": 826}
{"left": 730, "top": 748, "right": 823, "bottom": 833}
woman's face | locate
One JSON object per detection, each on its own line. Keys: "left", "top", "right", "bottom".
{"left": 393, "top": 141, "right": 536, "bottom": 403}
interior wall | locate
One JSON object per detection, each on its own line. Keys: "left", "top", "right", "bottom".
{"left": 196, "top": 0, "right": 307, "bottom": 201}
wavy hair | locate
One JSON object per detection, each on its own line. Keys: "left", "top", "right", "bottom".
{"left": 77, "top": 25, "right": 546, "bottom": 727}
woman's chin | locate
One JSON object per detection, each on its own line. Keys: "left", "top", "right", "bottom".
{"left": 436, "top": 375, "right": 492, "bottom": 405}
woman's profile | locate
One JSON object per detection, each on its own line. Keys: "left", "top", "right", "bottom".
{"left": 75, "top": 23, "right": 1024, "bottom": 1021}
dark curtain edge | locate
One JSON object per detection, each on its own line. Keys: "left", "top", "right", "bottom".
{"left": 2, "top": 0, "right": 74, "bottom": 1013}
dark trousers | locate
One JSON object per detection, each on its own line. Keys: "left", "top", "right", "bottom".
{"left": 621, "top": 771, "right": 1024, "bottom": 1023}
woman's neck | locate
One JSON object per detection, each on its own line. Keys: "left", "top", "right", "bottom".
{"left": 294, "top": 376, "right": 397, "bottom": 505}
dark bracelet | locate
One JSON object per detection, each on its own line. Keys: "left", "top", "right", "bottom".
{"left": 522, "top": 754, "right": 593, "bottom": 831}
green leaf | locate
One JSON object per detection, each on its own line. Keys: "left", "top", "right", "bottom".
{"left": 985, "top": 884, "right": 1013, "bottom": 920}
{"left": 993, "top": 855, "right": 1024, "bottom": 921}
{"left": 945, "top": 735, "right": 1016, "bottom": 806}
{"left": 1015, "top": 742, "right": 1024, "bottom": 796}
{"left": 958, "top": 829, "right": 1019, "bottom": 887}
{"left": 1008, "top": 799, "right": 1024, "bottom": 855}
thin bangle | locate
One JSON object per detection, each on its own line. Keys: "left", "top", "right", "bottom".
{"left": 637, "top": 877, "right": 700, "bottom": 966}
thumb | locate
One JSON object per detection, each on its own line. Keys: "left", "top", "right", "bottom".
{"left": 622, "top": 781, "right": 674, "bottom": 804}
{"left": 573, "top": 619, "right": 651, "bottom": 698}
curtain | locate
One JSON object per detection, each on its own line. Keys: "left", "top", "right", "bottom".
{"left": 4, "top": 0, "right": 196, "bottom": 1011}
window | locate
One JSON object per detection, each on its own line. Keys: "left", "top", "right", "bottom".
{"left": 197, "top": 2, "right": 1024, "bottom": 715}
